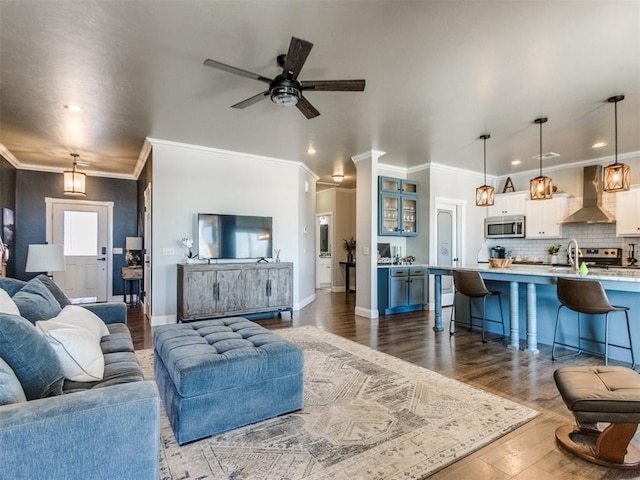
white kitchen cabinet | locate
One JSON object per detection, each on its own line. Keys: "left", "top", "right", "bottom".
{"left": 316, "top": 256, "right": 332, "bottom": 287}
{"left": 488, "top": 192, "right": 527, "bottom": 217}
{"left": 616, "top": 187, "right": 640, "bottom": 236}
{"left": 525, "top": 195, "right": 568, "bottom": 238}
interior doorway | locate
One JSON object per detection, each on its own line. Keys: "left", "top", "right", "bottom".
{"left": 435, "top": 199, "right": 464, "bottom": 306}
{"left": 315, "top": 213, "right": 332, "bottom": 289}
{"left": 45, "top": 197, "right": 113, "bottom": 302}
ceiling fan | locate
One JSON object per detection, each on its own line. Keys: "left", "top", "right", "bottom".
{"left": 203, "top": 36, "right": 365, "bottom": 119}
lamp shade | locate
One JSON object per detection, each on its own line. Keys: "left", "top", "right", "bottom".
{"left": 25, "top": 244, "right": 65, "bottom": 272}
{"left": 63, "top": 155, "right": 86, "bottom": 196}
{"left": 125, "top": 236, "right": 143, "bottom": 250}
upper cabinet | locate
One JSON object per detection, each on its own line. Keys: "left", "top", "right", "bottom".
{"left": 525, "top": 194, "right": 568, "bottom": 239}
{"left": 616, "top": 187, "right": 640, "bottom": 236}
{"left": 487, "top": 192, "right": 527, "bottom": 217}
{"left": 379, "top": 176, "right": 418, "bottom": 236}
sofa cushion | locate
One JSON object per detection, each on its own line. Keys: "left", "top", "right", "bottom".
{"left": 0, "top": 288, "right": 20, "bottom": 315}
{"left": 0, "top": 356, "right": 27, "bottom": 405}
{"left": 12, "top": 277, "right": 62, "bottom": 323}
{"left": 37, "top": 305, "right": 109, "bottom": 341}
{"left": 0, "top": 277, "right": 26, "bottom": 296}
{"left": 35, "top": 274, "right": 72, "bottom": 308}
{"left": 0, "top": 313, "right": 64, "bottom": 400}
{"left": 39, "top": 324, "right": 105, "bottom": 382}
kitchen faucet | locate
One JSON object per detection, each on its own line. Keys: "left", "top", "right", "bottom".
{"left": 567, "top": 239, "right": 579, "bottom": 273}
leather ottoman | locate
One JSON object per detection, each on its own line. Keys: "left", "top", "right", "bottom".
{"left": 153, "top": 317, "right": 304, "bottom": 445}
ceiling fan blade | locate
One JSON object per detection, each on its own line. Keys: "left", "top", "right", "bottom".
{"left": 282, "top": 37, "right": 313, "bottom": 80}
{"left": 301, "top": 80, "right": 366, "bottom": 91}
{"left": 231, "top": 91, "right": 270, "bottom": 109}
{"left": 296, "top": 96, "right": 320, "bottom": 119}
{"left": 204, "top": 59, "right": 272, "bottom": 85}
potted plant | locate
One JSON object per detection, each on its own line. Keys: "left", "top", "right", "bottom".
{"left": 343, "top": 237, "right": 356, "bottom": 264}
{"left": 548, "top": 244, "right": 561, "bottom": 264}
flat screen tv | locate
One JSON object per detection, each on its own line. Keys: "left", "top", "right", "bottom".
{"left": 198, "top": 214, "right": 273, "bottom": 260}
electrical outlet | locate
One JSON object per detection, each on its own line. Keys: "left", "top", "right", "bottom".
{"left": 363, "top": 247, "right": 369, "bottom": 255}
{"left": 113, "top": 247, "right": 123, "bottom": 254}
{"left": 162, "top": 248, "right": 175, "bottom": 255}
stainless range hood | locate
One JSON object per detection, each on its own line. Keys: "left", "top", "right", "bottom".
{"left": 561, "top": 165, "right": 616, "bottom": 224}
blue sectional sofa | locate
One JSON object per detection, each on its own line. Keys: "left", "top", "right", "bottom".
{"left": 0, "top": 276, "right": 160, "bottom": 480}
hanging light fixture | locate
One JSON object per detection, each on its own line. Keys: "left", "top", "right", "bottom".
{"left": 475, "top": 134, "right": 495, "bottom": 207}
{"left": 63, "top": 153, "right": 86, "bottom": 196}
{"left": 603, "top": 95, "right": 630, "bottom": 192}
{"left": 529, "top": 117, "right": 553, "bottom": 200}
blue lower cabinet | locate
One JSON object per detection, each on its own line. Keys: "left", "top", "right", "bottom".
{"left": 378, "top": 266, "right": 426, "bottom": 315}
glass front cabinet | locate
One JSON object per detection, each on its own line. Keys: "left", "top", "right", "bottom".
{"left": 378, "top": 176, "right": 418, "bottom": 236}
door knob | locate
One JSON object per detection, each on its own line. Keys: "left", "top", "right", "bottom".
{"left": 97, "top": 257, "right": 106, "bottom": 261}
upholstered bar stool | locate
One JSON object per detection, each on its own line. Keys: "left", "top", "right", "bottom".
{"left": 554, "top": 366, "right": 640, "bottom": 469}
{"left": 450, "top": 270, "right": 505, "bottom": 343}
{"left": 552, "top": 277, "right": 635, "bottom": 367}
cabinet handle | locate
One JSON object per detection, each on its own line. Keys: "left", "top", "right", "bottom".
{"left": 266, "top": 279, "right": 272, "bottom": 297}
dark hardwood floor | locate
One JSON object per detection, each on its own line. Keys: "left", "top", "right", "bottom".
{"left": 128, "top": 289, "right": 640, "bottom": 479}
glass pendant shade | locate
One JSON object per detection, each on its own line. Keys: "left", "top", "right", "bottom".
{"left": 530, "top": 117, "right": 552, "bottom": 200}
{"left": 476, "top": 134, "right": 495, "bottom": 207}
{"left": 529, "top": 175, "right": 553, "bottom": 200}
{"left": 63, "top": 154, "right": 87, "bottom": 196}
{"left": 476, "top": 185, "right": 495, "bottom": 206}
{"left": 603, "top": 95, "right": 629, "bottom": 192}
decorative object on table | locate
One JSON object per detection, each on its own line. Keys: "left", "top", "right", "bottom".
{"left": 548, "top": 244, "right": 561, "bottom": 264}
{"left": 125, "top": 236, "right": 143, "bottom": 266}
{"left": 181, "top": 238, "right": 197, "bottom": 263}
{"left": 404, "top": 255, "right": 415, "bottom": 265}
{"left": 343, "top": 236, "right": 356, "bottom": 263}
{"left": 475, "top": 134, "right": 495, "bottom": 207}
{"left": 502, "top": 177, "right": 515, "bottom": 193}
{"left": 141, "top": 326, "right": 537, "bottom": 480}
{"left": 274, "top": 249, "right": 281, "bottom": 262}
{"left": 603, "top": 95, "right": 630, "bottom": 192}
{"left": 488, "top": 258, "right": 513, "bottom": 268}
{"left": 628, "top": 243, "right": 637, "bottom": 267}
{"left": 530, "top": 117, "right": 553, "bottom": 200}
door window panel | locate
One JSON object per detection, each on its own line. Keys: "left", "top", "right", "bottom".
{"left": 64, "top": 211, "right": 98, "bottom": 256}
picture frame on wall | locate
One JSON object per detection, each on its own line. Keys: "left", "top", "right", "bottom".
{"left": 3, "top": 207, "right": 14, "bottom": 246}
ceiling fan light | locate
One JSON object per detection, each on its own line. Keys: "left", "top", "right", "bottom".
{"left": 270, "top": 86, "right": 300, "bottom": 106}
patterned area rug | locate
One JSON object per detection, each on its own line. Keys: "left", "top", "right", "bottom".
{"left": 137, "top": 326, "right": 538, "bottom": 479}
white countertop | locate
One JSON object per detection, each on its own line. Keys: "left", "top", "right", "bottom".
{"left": 427, "top": 263, "right": 640, "bottom": 283}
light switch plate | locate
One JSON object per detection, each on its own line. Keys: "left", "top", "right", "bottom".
{"left": 113, "top": 247, "right": 123, "bottom": 254}
{"left": 162, "top": 248, "right": 175, "bottom": 256}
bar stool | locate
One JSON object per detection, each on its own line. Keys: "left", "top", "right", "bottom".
{"left": 552, "top": 277, "right": 635, "bottom": 367}
{"left": 450, "top": 270, "right": 505, "bottom": 343}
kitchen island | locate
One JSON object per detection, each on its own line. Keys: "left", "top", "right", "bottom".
{"left": 428, "top": 264, "right": 640, "bottom": 363}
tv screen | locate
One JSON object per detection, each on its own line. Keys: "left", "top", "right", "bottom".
{"left": 198, "top": 214, "right": 273, "bottom": 260}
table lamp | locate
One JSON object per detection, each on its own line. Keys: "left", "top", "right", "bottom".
{"left": 25, "top": 244, "right": 65, "bottom": 274}
{"left": 125, "top": 236, "right": 143, "bottom": 266}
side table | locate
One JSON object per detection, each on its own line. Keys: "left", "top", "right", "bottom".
{"left": 122, "top": 266, "right": 143, "bottom": 308}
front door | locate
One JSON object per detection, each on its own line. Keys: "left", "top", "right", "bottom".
{"left": 46, "top": 198, "right": 113, "bottom": 302}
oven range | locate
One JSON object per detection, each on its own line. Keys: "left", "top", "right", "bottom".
{"left": 577, "top": 247, "right": 624, "bottom": 268}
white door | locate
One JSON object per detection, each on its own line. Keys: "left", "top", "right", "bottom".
{"left": 46, "top": 198, "right": 113, "bottom": 302}
{"left": 435, "top": 200, "right": 463, "bottom": 306}
{"left": 143, "top": 183, "right": 152, "bottom": 316}
{"left": 316, "top": 213, "right": 332, "bottom": 289}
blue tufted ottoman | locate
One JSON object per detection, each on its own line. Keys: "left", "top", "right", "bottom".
{"left": 153, "top": 317, "right": 304, "bottom": 445}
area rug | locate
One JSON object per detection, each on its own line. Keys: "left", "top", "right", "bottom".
{"left": 137, "top": 326, "right": 538, "bottom": 480}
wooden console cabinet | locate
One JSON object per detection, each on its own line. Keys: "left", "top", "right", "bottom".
{"left": 177, "top": 262, "right": 293, "bottom": 321}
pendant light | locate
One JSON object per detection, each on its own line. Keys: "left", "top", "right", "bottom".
{"left": 475, "top": 134, "right": 495, "bottom": 207}
{"left": 529, "top": 117, "right": 553, "bottom": 200}
{"left": 603, "top": 95, "right": 630, "bottom": 192}
{"left": 63, "top": 153, "right": 86, "bottom": 196}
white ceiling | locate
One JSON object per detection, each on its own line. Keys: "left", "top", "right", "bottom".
{"left": 1, "top": 1, "right": 639, "bottom": 189}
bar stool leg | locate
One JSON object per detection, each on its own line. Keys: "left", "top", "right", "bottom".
{"left": 605, "top": 312, "right": 610, "bottom": 366}
{"left": 481, "top": 296, "right": 487, "bottom": 343}
{"left": 497, "top": 294, "right": 505, "bottom": 338}
{"left": 625, "top": 311, "right": 635, "bottom": 368}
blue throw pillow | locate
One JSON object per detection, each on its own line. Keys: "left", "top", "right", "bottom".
{"left": 0, "top": 356, "right": 27, "bottom": 405}
{"left": 12, "top": 277, "right": 62, "bottom": 323}
{"left": 0, "top": 313, "right": 64, "bottom": 400}
{"left": 36, "top": 274, "right": 72, "bottom": 308}
{"left": 0, "top": 277, "right": 26, "bottom": 297}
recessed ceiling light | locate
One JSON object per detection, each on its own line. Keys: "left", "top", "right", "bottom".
{"left": 592, "top": 141, "right": 608, "bottom": 149}
{"left": 64, "top": 104, "right": 82, "bottom": 112}
{"left": 306, "top": 147, "right": 316, "bottom": 154}
{"left": 511, "top": 159, "right": 522, "bottom": 165}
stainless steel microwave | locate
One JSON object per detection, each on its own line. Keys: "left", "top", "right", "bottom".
{"left": 484, "top": 215, "right": 526, "bottom": 238}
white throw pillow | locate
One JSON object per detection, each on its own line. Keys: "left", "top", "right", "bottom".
{"left": 37, "top": 305, "right": 109, "bottom": 341}
{"left": 40, "top": 326, "right": 105, "bottom": 382}
{"left": 0, "top": 288, "right": 20, "bottom": 315}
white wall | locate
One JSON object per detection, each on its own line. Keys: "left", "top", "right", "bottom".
{"left": 148, "top": 138, "right": 316, "bottom": 325}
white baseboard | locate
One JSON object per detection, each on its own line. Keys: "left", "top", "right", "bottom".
{"left": 354, "top": 306, "right": 379, "bottom": 319}
{"left": 295, "top": 292, "right": 316, "bottom": 310}
{"left": 150, "top": 314, "right": 177, "bottom": 327}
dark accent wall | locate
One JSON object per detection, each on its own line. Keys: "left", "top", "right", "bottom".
{"left": 15, "top": 170, "right": 138, "bottom": 295}
{"left": 0, "top": 156, "right": 17, "bottom": 277}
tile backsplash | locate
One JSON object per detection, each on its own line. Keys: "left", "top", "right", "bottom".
{"left": 486, "top": 223, "right": 640, "bottom": 265}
